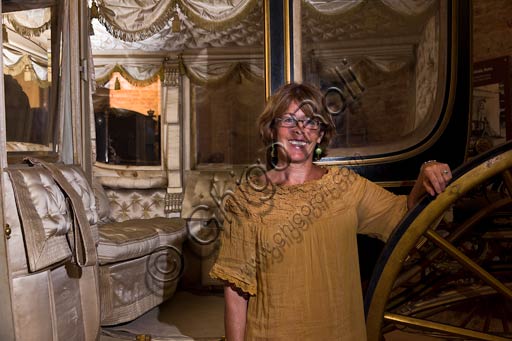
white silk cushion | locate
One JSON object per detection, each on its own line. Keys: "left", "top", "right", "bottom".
{"left": 7, "top": 167, "right": 72, "bottom": 272}
{"left": 57, "top": 165, "right": 99, "bottom": 226}
{"left": 97, "top": 217, "right": 186, "bottom": 265}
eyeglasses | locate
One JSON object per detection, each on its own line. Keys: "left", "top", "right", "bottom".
{"left": 275, "top": 116, "right": 322, "bottom": 130}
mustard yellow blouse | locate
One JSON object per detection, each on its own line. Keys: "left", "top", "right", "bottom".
{"left": 210, "top": 167, "right": 407, "bottom": 340}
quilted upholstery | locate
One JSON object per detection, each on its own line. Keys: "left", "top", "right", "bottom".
{"left": 105, "top": 188, "right": 167, "bottom": 222}
{"left": 57, "top": 165, "right": 99, "bottom": 226}
{"left": 6, "top": 167, "right": 72, "bottom": 272}
{"left": 5, "top": 162, "right": 188, "bottom": 330}
{"left": 181, "top": 170, "right": 243, "bottom": 286}
{"left": 95, "top": 184, "right": 187, "bottom": 324}
{"left": 97, "top": 216, "right": 187, "bottom": 266}
{"left": 99, "top": 250, "right": 181, "bottom": 325}
{"left": 4, "top": 167, "right": 100, "bottom": 340}
{"left": 98, "top": 222, "right": 160, "bottom": 264}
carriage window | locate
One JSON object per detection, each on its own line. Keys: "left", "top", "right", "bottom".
{"left": 188, "top": 1, "right": 265, "bottom": 167}
{"left": 93, "top": 72, "right": 161, "bottom": 166}
{"left": 192, "top": 69, "right": 265, "bottom": 165}
{"left": 302, "top": 0, "right": 446, "bottom": 158}
{"left": 2, "top": 5, "right": 59, "bottom": 153}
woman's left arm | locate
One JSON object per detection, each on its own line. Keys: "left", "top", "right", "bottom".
{"left": 407, "top": 161, "right": 452, "bottom": 209}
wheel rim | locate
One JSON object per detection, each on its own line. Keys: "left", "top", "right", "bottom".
{"left": 365, "top": 141, "right": 512, "bottom": 341}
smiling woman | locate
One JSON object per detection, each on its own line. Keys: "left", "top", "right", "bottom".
{"left": 257, "top": 82, "right": 335, "bottom": 169}
{"left": 210, "top": 82, "right": 452, "bottom": 340}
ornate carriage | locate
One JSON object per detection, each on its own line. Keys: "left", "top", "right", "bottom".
{"left": 0, "top": 0, "right": 511, "bottom": 340}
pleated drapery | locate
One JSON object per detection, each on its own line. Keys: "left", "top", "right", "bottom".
{"left": 3, "top": 50, "right": 50, "bottom": 86}
{"left": 94, "top": 59, "right": 263, "bottom": 87}
{"left": 94, "top": 0, "right": 258, "bottom": 41}
{"left": 94, "top": 63, "right": 163, "bottom": 87}
{"left": 4, "top": 7, "right": 51, "bottom": 38}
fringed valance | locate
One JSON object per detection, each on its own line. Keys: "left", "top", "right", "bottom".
{"left": 181, "top": 60, "right": 264, "bottom": 86}
{"left": 95, "top": 64, "right": 163, "bottom": 87}
{"left": 176, "top": 0, "right": 258, "bottom": 31}
{"left": 94, "top": 60, "right": 263, "bottom": 88}
{"left": 3, "top": 51, "right": 50, "bottom": 87}
{"left": 95, "top": 0, "right": 176, "bottom": 42}
{"left": 304, "top": 0, "right": 434, "bottom": 16}
{"left": 94, "top": 0, "right": 258, "bottom": 42}
{"left": 5, "top": 8, "right": 51, "bottom": 38}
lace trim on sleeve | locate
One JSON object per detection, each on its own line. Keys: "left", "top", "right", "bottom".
{"left": 210, "top": 263, "right": 256, "bottom": 296}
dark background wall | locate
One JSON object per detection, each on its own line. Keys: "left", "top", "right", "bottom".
{"left": 473, "top": 0, "right": 512, "bottom": 62}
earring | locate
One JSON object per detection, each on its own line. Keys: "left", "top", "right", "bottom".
{"left": 314, "top": 145, "right": 322, "bottom": 161}
{"left": 271, "top": 143, "right": 276, "bottom": 159}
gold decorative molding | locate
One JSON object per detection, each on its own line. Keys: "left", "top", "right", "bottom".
{"left": 284, "top": 0, "right": 291, "bottom": 83}
{"left": 164, "top": 57, "right": 180, "bottom": 87}
{"left": 165, "top": 192, "right": 183, "bottom": 214}
{"left": 264, "top": 0, "right": 270, "bottom": 99}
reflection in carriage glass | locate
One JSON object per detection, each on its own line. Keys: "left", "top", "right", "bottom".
{"left": 302, "top": 0, "right": 445, "bottom": 157}
{"left": 93, "top": 72, "right": 162, "bottom": 166}
{"left": 3, "top": 5, "right": 60, "bottom": 153}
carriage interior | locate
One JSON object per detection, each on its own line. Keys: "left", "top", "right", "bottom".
{"left": 1, "top": 0, "right": 512, "bottom": 340}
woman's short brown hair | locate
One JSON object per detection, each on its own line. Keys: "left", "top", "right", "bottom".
{"left": 257, "top": 82, "right": 336, "bottom": 159}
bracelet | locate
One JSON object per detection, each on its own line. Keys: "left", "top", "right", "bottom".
{"left": 422, "top": 160, "right": 437, "bottom": 168}
{"left": 423, "top": 160, "right": 437, "bottom": 165}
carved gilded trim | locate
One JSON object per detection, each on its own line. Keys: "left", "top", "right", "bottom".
{"left": 163, "top": 57, "right": 180, "bottom": 87}
{"left": 284, "top": 0, "right": 291, "bottom": 83}
{"left": 264, "top": 0, "right": 270, "bottom": 99}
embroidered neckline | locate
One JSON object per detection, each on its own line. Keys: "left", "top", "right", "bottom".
{"left": 273, "top": 166, "right": 337, "bottom": 192}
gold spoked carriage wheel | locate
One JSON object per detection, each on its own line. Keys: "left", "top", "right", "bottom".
{"left": 365, "top": 141, "right": 512, "bottom": 341}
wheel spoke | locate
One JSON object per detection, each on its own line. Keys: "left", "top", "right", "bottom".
{"left": 424, "top": 229, "right": 512, "bottom": 300}
{"left": 394, "top": 198, "right": 511, "bottom": 288}
{"left": 365, "top": 145, "right": 512, "bottom": 341}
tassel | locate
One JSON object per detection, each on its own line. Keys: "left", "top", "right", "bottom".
{"left": 172, "top": 12, "right": 180, "bottom": 33}
{"left": 90, "top": 0, "right": 99, "bottom": 19}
